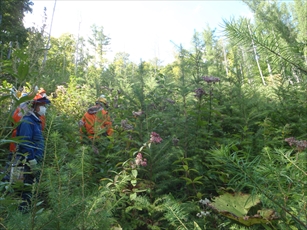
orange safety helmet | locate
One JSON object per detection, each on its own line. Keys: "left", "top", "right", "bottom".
{"left": 38, "top": 88, "right": 47, "bottom": 96}
{"left": 33, "top": 92, "right": 51, "bottom": 104}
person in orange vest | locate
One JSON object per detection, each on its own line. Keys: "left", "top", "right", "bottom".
{"left": 79, "top": 95, "right": 113, "bottom": 141}
{"left": 36, "top": 88, "right": 47, "bottom": 129}
{"left": 16, "top": 91, "right": 51, "bottom": 212}
{"left": 2, "top": 88, "right": 48, "bottom": 182}
{"left": 79, "top": 95, "right": 113, "bottom": 179}
{"left": 9, "top": 92, "right": 30, "bottom": 153}
{"left": 9, "top": 88, "right": 47, "bottom": 152}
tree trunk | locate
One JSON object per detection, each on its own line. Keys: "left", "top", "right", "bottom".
{"left": 248, "top": 24, "right": 266, "bottom": 85}
{"left": 42, "top": 0, "right": 57, "bottom": 65}
{"left": 222, "top": 39, "right": 229, "bottom": 76}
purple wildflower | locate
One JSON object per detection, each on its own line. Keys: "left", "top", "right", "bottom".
{"left": 135, "top": 153, "right": 147, "bottom": 167}
{"left": 141, "top": 158, "right": 147, "bottom": 166}
{"left": 121, "top": 119, "right": 133, "bottom": 130}
{"left": 202, "top": 76, "right": 220, "bottom": 84}
{"left": 150, "top": 132, "right": 163, "bottom": 144}
{"left": 296, "top": 140, "right": 307, "bottom": 152}
{"left": 285, "top": 137, "right": 296, "bottom": 146}
{"left": 194, "top": 88, "right": 207, "bottom": 98}
{"left": 285, "top": 137, "right": 307, "bottom": 151}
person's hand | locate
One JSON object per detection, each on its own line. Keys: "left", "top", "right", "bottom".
{"left": 78, "top": 120, "right": 85, "bottom": 127}
{"left": 28, "top": 159, "right": 39, "bottom": 172}
{"left": 28, "top": 159, "right": 37, "bottom": 167}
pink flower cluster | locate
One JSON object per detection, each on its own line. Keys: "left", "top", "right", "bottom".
{"left": 135, "top": 153, "right": 147, "bottom": 167}
{"left": 150, "top": 132, "right": 163, "bottom": 144}
{"left": 285, "top": 137, "right": 307, "bottom": 151}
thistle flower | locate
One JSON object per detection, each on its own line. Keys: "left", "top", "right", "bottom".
{"left": 150, "top": 132, "right": 163, "bottom": 144}
{"left": 202, "top": 76, "right": 220, "bottom": 84}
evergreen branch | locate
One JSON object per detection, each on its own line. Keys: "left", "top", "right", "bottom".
{"left": 165, "top": 205, "right": 188, "bottom": 230}
{"left": 0, "top": 223, "right": 8, "bottom": 230}
{"left": 223, "top": 18, "right": 307, "bottom": 75}
{"left": 227, "top": 151, "right": 307, "bottom": 228}
{"left": 36, "top": 199, "right": 85, "bottom": 230}
{"left": 280, "top": 151, "right": 307, "bottom": 176}
{"left": 254, "top": 41, "right": 307, "bottom": 75}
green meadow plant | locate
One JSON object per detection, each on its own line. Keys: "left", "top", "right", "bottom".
{"left": 204, "top": 143, "right": 307, "bottom": 229}
{"left": 2, "top": 4, "right": 307, "bottom": 227}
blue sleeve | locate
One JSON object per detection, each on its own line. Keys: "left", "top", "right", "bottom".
{"left": 17, "top": 120, "right": 35, "bottom": 160}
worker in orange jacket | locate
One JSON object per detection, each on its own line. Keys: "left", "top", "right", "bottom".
{"left": 79, "top": 95, "right": 113, "bottom": 141}
{"left": 2, "top": 88, "right": 48, "bottom": 182}
{"left": 9, "top": 88, "right": 47, "bottom": 152}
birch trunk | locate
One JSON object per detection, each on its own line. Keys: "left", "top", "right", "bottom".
{"left": 248, "top": 24, "right": 266, "bottom": 85}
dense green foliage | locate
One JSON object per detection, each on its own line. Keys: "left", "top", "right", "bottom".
{"left": 0, "top": 0, "right": 33, "bottom": 59}
{"left": 0, "top": 0, "right": 306, "bottom": 229}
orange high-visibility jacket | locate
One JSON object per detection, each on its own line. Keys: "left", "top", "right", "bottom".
{"left": 80, "top": 106, "right": 113, "bottom": 139}
{"left": 9, "top": 107, "right": 46, "bottom": 152}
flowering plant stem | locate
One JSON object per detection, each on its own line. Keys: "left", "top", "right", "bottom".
{"left": 208, "top": 87, "right": 213, "bottom": 133}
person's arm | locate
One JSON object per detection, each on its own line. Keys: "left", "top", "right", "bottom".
{"left": 17, "top": 120, "right": 35, "bottom": 160}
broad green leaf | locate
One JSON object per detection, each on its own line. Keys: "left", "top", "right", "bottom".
{"left": 189, "top": 169, "right": 199, "bottom": 173}
{"left": 181, "top": 176, "right": 192, "bottom": 184}
{"left": 130, "top": 193, "right": 137, "bottom": 200}
{"left": 131, "top": 179, "right": 137, "bottom": 186}
{"left": 209, "top": 192, "right": 278, "bottom": 226}
{"left": 210, "top": 192, "right": 260, "bottom": 217}
{"left": 131, "top": 169, "right": 138, "bottom": 178}
{"left": 193, "top": 176, "right": 203, "bottom": 182}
